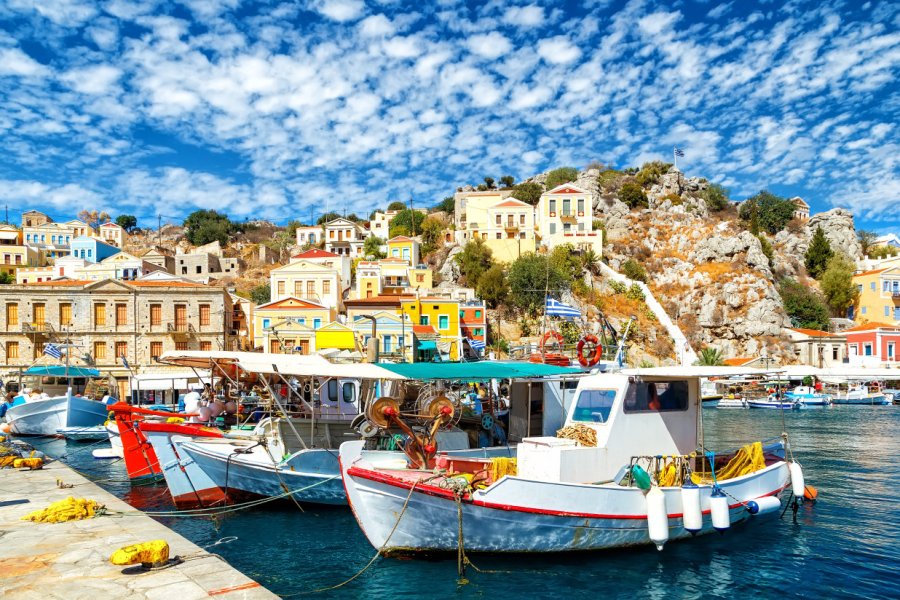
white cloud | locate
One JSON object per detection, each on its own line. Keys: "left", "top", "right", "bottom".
{"left": 509, "top": 86, "right": 552, "bottom": 110}
{"left": 0, "top": 48, "right": 49, "bottom": 77}
{"left": 359, "top": 14, "right": 395, "bottom": 37}
{"left": 638, "top": 11, "right": 682, "bottom": 36}
{"left": 383, "top": 35, "right": 421, "bottom": 58}
{"left": 537, "top": 36, "right": 582, "bottom": 64}
{"left": 61, "top": 65, "right": 123, "bottom": 95}
{"left": 315, "top": 0, "right": 366, "bottom": 23}
{"left": 0, "top": 179, "right": 102, "bottom": 209}
{"left": 466, "top": 32, "right": 513, "bottom": 59}
{"left": 503, "top": 4, "right": 544, "bottom": 27}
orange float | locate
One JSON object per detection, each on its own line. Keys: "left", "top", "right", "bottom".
{"left": 576, "top": 334, "right": 603, "bottom": 367}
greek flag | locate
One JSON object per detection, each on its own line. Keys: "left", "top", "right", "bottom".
{"left": 545, "top": 297, "right": 581, "bottom": 319}
{"left": 469, "top": 339, "right": 486, "bottom": 350}
{"left": 120, "top": 355, "right": 130, "bottom": 369}
{"left": 674, "top": 147, "right": 685, "bottom": 157}
{"left": 44, "top": 343, "right": 62, "bottom": 360}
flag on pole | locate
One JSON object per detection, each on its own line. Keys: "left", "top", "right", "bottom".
{"left": 120, "top": 355, "right": 130, "bottom": 370}
{"left": 545, "top": 297, "right": 581, "bottom": 319}
{"left": 43, "top": 343, "right": 62, "bottom": 360}
{"left": 469, "top": 339, "right": 486, "bottom": 350}
{"left": 674, "top": 147, "right": 685, "bottom": 157}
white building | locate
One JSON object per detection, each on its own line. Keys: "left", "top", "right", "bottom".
{"left": 535, "top": 183, "right": 603, "bottom": 255}
{"left": 323, "top": 218, "right": 369, "bottom": 257}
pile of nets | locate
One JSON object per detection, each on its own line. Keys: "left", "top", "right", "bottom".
{"left": 556, "top": 423, "right": 597, "bottom": 447}
{"left": 22, "top": 496, "right": 104, "bottom": 523}
{"left": 0, "top": 441, "right": 44, "bottom": 469}
{"left": 692, "top": 442, "right": 766, "bottom": 484}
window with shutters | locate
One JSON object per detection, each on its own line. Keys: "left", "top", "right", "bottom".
{"left": 175, "top": 341, "right": 188, "bottom": 351}
{"left": 199, "top": 341, "right": 212, "bottom": 351}
{"left": 59, "top": 303, "right": 72, "bottom": 326}
{"left": 93, "top": 341, "right": 107, "bottom": 360}
{"left": 150, "top": 303, "right": 161, "bottom": 326}
{"left": 199, "top": 304, "right": 210, "bottom": 326}
{"left": 116, "top": 304, "right": 127, "bottom": 326}
{"left": 93, "top": 304, "right": 106, "bottom": 327}
{"left": 6, "top": 303, "right": 18, "bottom": 327}
{"left": 323, "top": 280, "right": 331, "bottom": 295}
{"left": 270, "top": 339, "right": 281, "bottom": 353}
{"left": 307, "top": 281, "right": 315, "bottom": 298}
{"left": 115, "top": 341, "right": 127, "bottom": 359}
{"left": 34, "top": 303, "right": 46, "bottom": 326}
{"left": 150, "top": 341, "right": 162, "bottom": 360}
{"left": 277, "top": 280, "right": 285, "bottom": 296}
{"left": 174, "top": 304, "right": 187, "bottom": 330}
{"left": 294, "top": 281, "right": 302, "bottom": 297}
{"left": 6, "top": 341, "right": 19, "bottom": 361}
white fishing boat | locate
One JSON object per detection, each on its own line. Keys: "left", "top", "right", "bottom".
{"left": 747, "top": 395, "right": 800, "bottom": 410}
{"left": 4, "top": 366, "right": 110, "bottom": 436}
{"left": 700, "top": 378, "right": 723, "bottom": 408}
{"left": 716, "top": 397, "right": 749, "bottom": 409}
{"left": 831, "top": 383, "right": 889, "bottom": 405}
{"left": 785, "top": 386, "right": 832, "bottom": 407}
{"left": 340, "top": 367, "right": 800, "bottom": 554}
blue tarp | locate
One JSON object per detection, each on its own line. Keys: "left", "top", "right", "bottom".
{"left": 23, "top": 365, "right": 100, "bottom": 378}
{"left": 416, "top": 341, "right": 437, "bottom": 351}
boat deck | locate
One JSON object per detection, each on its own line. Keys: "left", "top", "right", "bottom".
{"left": 0, "top": 459, "right": 276, "bottom": 599}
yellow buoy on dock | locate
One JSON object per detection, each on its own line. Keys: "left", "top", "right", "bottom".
{"left": 110, "top": 540, "right": 171, "bottom": 567}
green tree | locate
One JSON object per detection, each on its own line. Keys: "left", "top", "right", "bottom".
{"left": 635, "top": 161, "right": 672, "bottom": 187}
{"left": 622, "top": 258, "right": 648, "bottom": 282}
{"left": 387, "top": 201, "right": 408, "bottom": 211}
{"left": 545, "top": 167, "right": 579, "bottom": 189}
{"left": 549, "top": 244, "right": 582, "bottom": 282}
{"left": 285, "top": 220, "right": 302, "bottom": 236}
{"left": 0, "top": 271, "right": 13, "bottom": 284}
{"left": 580, "top": 249, "right": 601, "bottom": 276}
{"left": 250, "top": 283, "right": 271, "bottom": 305}
{"left": 701, "top": 183, "right": 729, "bottom": 212}
{"left": 483, "top": 177, "right": 495, "bottom": 189}
{"left": 267, "top": 230, "right": 295, "bottom": 263}
{"left": 696, "top": 347, "right": 725, "bottom": 366}
{"left": 510, "top": 182, "right": 543, "bottom": 206}
{"left": 454, "top": 238, "right": 494, "bottom": 287}
{"left": 805, "top": 226, "right": 834, "bottom": 279}
{"left": 739, "top": 191, "right": 795, "bottom": 234}
{"left": 78, "top": 209, "right": 111, "bottom": 228}
{"left": 389, "top": 209, "right": 426, "bottom": 238}
{"left": 363, "top": 236, "right": 386, "bottom": 259}
{"left": 115, "top": 214, "right": 137, "bottom": 232}
{"left": 420, "top": 217, "right": 444, "bottom": 256}
{"left": 820, "top": 253, "right": 858, "bottom": 316}
{"left": 778, "top": 278, "right": 830, "bottom": 330}
{"left": 857, "top": 230, "right": 878, "bottom": 256}
{"left": 183, "top": 209, "right": 234, "bottom": 246}
{"left": 476, "top": 264, "right": 509, "bottom": 308}
{"left": 757, "top": 235, "right": 774, "bottom": 267}
{"left": 499, "top": 175, "right": 515, "bottom": 188}
{"left": 507, "top": 252, "right": 570, "bottom": 313}
{"left": 316, "top": 211, "right": 342, "bottom": 225}
{"left": 434, "top": 197, "right": 455, "bottom": 213}
{"left": 618, "top": 182, "right": 648, "bottom": 209}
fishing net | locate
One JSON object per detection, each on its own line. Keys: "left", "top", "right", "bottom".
{"left": 556, "top": 423, "right": 597, "bottom": 447}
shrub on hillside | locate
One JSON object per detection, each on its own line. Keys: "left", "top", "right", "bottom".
{"left": 778, "top": 278, "right": 830, "bottom": 330}
{"left": 184, "top": 209, "right": 234, "bottom": 246}
{"left": 739, "top": 190, "right": 795, "bottom": 234}
{"left": 635, "top": 161, "right": 672, "bottom": 187}
{"left": 701, "top": 183, "right": 729, "bottom": 211}
{"left": 511, "top": 182, "right": 543, "bottom": 205}
{"left": 454, "top": 238, "right": 494, "bottom": 287}
{"left": 545, "top": 167, "right": 579, "bottom": 189}
{"left": 619, "top": 182, "right": 648, "bottom": 209}
{"left": 622, "top": 259, "right": 648, "bottom": 283}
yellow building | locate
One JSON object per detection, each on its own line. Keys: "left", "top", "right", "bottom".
{"left": 252, "top": 297, "right": 335, "bottom": 354}
{"left": 0, "top": 225, "right": 40, "bottom": 275}
{"left": 453, "top": 193, "right": 536, "bottom": 262}
{"left": 386, "top": 236, "right": 419, "bottom": 265}
{"left": 269, "top": 258, "right": 343, "bottom": 311}
{"left": 355, "top": 261, "right": 382, "bottom": 299}
{"left": 314, "top": 322, "right": 358, "bottom": 352}
{"left": 851, "top": 267, "right": 900, "bottom": 324}
{"left": 535, "top": 183, "right": 603, "bottom": 255}
{"left": 400, "top": 296, "right": 462, "bottom": 360}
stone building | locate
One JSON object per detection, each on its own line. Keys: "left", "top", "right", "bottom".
{"left": 0, "top": 279, "right": 232, "bottom": 397}
{"left": 174, "top": 251, "right": 240, "bottom": 280}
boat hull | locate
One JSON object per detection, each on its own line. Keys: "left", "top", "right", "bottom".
{"left": 832, "top": 395, "right": 889, "bottom": 405}
{"left": 180, "top": 441, "right": 346, "bottom": 505}
{"left": 748, "top": 401, "right": 799, "bottom": 410}
{"left": 6, "top": 394, "right": 108, "bottom": 436}
{"left": 340, "top": 441, "right": 791, "bottom": 553}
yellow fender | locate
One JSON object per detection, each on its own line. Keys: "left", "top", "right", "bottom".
{"left": 110, "top": 540, "right": 170, "bottom": 566}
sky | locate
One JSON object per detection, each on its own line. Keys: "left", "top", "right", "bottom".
{"left": 0, "top": 0, "right": 897, "bottom": 233}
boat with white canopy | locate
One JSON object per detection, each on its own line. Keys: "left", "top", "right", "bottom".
{"left": 4, "top": 366, "right": 109, "bottom": 436}
{"left": 340, "top": 366, "right": 802, "bottom": 554}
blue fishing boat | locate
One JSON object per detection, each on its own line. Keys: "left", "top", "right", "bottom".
{"left": 785, "top": 386, "right": 832, "bottom": 407}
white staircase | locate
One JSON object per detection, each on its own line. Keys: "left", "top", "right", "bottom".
{"left": 597, "top": 263, "right": 698, "bottom": 366}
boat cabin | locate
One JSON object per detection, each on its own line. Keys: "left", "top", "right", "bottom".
{"left": 517, "top": 370, "right": 700, "bottom": 484}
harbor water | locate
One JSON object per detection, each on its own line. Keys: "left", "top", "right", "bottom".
{"left": 30, "top": 406, "right": 899, "bottom": 599}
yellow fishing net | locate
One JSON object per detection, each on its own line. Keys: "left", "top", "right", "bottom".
{"left": 691, "top": 442, "right": 766, "bottom": 484}
{"left": 556, "top": 424, "right": 597, "bottom": 447}
{"left": 22, "top": 496, "right": 103, "bottom": 523}
{"left": 657, "top": 461, "right": 678, "bottom": 486}
{"left": 489, "top": 457, "right": 517, "bottom": 481}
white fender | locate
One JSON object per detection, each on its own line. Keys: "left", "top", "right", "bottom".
{"left": 789, "top": 462, "right": 805, "bottom": 498}
{"left": 747, "top": 496, "right": 781, "bottom": 516}
{"left": 710, "top": 489, "right": 730, "bottom": 532}
{"left": 681, "top": 481, "right": 702, "bottom": 534}
{"left": 646, "top": 485, "right": 669, "bottom": 550}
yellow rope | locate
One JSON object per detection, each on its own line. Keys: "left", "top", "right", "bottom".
{"left": 692, "top": 442, "right": 766, "bottom": 484}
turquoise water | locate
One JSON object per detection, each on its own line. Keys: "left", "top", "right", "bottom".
{"left": 29, "top": 407, "right": 900, "bottom": 598}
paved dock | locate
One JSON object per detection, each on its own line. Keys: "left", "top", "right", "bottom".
{"left": 0, "top": 459, "right": 277, "bottom": 599}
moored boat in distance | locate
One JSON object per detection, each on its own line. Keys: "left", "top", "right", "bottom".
{"left": 785, "top": 386, "right": 833, "bottom": 407}
{"left": 340, "top": 366, "right": 798, "bottom": 554}
{"left": 831, "top": 383, "right": 890, "bottom": 405}
{"left": 747, "top": 396, "right": 801, "bottom": 410}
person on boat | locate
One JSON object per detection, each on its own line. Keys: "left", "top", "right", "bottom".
{"left": 0, "top": 392, "right": 13, "bottom": 418}
{"left": 183, "top": 386, "right": 203, "bottom": 422}
{"left": 647, "top": 383, "right": 661, "bottom": 410}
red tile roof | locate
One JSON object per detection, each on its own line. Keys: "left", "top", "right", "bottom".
{"left": 853, "top": 268, "right": 887, "bottom": 278}
{"left": 723, "top": 357, "right": 758, "bottom": 366}
{"left": 292, "top": 248, "right": 340, "bottom": 259}
{"left": 493, "top": 199, "right": 530, "bottom": 208}
{"left": 790, "top": 328, "right": 838, "bottom": 338}
{"left": 387, "top": 236, "right": 414, "bottom": 243}
{"left": 344, "top": 295, "right": 413, "bottom": 306}
{"left": 128, "top": 280, "right": 208, "bottom": 288}
{"left": 412, "top": 325, "right": 437, "bottom": 335}
{"left": 22, "top": 280, "right": 91, "bottom": 286}
{"left": 844, "top": 322, "right": 900, "bottom": 332}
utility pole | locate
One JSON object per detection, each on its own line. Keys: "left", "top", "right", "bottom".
{"left": 157, "top": 214, "right": 162, "bottom": 247}
{"left": 410, "top": 197, "right": 416, "bottom": 236}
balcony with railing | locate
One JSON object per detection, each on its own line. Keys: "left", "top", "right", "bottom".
{"left": 22, "top": 322, "right": 54, "bottom": 336}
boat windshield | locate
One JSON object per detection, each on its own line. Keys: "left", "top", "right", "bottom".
{"left": 572, "top": 389, "right": 616, "bottom": 423}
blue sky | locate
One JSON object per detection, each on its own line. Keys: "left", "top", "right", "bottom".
{"left": 0, "top": 0, "right": 897, "bottom": 233}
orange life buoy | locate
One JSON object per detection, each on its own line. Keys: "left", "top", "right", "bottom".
{"left": 539, "top": 330, "right": 564, "bottom": 352}
{"left": 576, "top": 334, "right": 603, "bottom": 367}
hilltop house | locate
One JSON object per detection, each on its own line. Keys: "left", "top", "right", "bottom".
{"left": 850, "top": 267, "right": 900, "bottom": 324}
{"left": 453, "top": 191, "right": 536, "bottom": 262}
{"left": 323, "top": 218, "right": 369, "bottom": 257}
{"left": 98, "top": 222, "right": 128, "bottom": 247}
{"left": 790, "top": 197, "right": 810, "bottom": 222}
{"left": 535, "top": 183, "right": 603, "bottom": 255}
